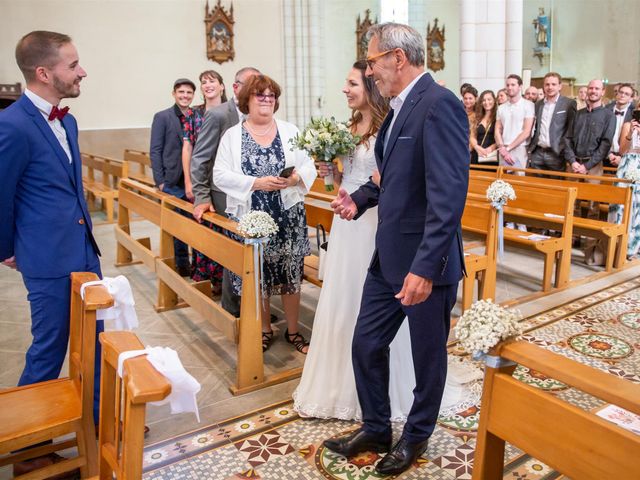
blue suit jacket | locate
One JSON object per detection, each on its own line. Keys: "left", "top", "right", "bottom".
{"left": 0, "top": 94, "right": 100, "bottom": 278}
{"left": 351, "top": 73, "right": 469, "bottom": 287}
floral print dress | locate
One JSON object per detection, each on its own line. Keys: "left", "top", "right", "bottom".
{"left": 231, "top": 128, "right": 310, "bottom": 296}
{"left": 181, "top": 104, "right": 224, "bottom": 290}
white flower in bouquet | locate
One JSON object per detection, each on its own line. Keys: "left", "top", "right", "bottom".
{"left": 290, "top": 117, "right": 361, "bottom": 191}
{"left": 237, "top": 211, "right": 279, "bottom": 239}
{"left": 454, "top": 299, "right": 523, "bottom": 356}
{"left": 486, "top": 180, "right": 516, "bottom": 208}
{"left": 624, "top": 169, "right": 640, "bottom": 184}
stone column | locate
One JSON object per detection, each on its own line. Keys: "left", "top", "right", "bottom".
{"left": 459, "top": 0, "right": 522, "bottom": 93}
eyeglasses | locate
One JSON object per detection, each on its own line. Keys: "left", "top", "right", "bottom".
{"left": 254, "top": 92, "right": 276, "bottom": 102}
{"left": 366, "top": 49, "right": 394, "bottom": 69}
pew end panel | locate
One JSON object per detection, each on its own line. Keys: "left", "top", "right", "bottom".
{"left": 123, "top": 149, "right": 155, "bottom": 187}
{"left": 0, "top": 272, "right": 112, "bottom": 479}
{"left": 98, "top": 331, "right": 171, "bottom": 480}
{"left": 472, "top": 340, "right": 640, "bottom": 480}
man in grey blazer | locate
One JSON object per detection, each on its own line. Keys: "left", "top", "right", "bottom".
{"left": 150, "top": 78, "right": 195, "bottom": 276}
{"left": 528, "top": 72, "right": 576, "bottom": 172}
{"left": 190, "top": 66, "right": 259, "bottom": 315}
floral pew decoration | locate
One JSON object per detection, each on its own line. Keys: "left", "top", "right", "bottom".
{"left": 290, "top": 117, "right": 360, "bottom": 191}
{"left": 454, "top": 299, "right": 523, "bottom": 362}
{"left": 237, "top": 210, "right": 279, "bottom": 310}
{"left": 486, "top": 179, "right": 516, "bottom": 259}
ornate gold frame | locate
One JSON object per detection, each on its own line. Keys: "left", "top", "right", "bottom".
{"left": 356, "top": 9, "right": 377, "bottom": 60}
{"left": 426, "top": 18, "right": 445, "bottom": 72}
{"left": 204, "top": 0, "right": 235, "bottom": 64}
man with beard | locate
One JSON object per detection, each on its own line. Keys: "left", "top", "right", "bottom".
{"left": 564, "top": 79, "right": 616, "bottom": 178}
{"left": 0, "top": 31, "right": 102, "bottom": 476}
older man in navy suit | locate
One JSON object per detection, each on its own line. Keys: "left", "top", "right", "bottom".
{"left": 0, "top": 31, "right": 102, "bottom": 475}
{"left": 324, "top": 23, "right": 469, "bottom": 475}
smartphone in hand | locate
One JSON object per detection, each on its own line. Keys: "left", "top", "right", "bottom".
{"left": 279, "top": 166, "right": 295, "bottom": 178}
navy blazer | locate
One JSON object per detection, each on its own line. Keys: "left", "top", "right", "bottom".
{"left": 351, "top": 73, "right": 469, "bottom": 287}
{"left": 150, "top": 105, "right": 185, "bottom": 188}
{"left": 0, "top": 94, "right": 99, "bottom": 278}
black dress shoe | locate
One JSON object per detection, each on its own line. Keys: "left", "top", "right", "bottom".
{"left": 375, "top": 436, "right": 429, "bottom": 475}
{"left": 323, "top": 428, "right": 392, "bottom": 457}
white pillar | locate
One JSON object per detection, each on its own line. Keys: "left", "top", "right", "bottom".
{"left": 459, "top": 0, "right": 523, "bottom": 93}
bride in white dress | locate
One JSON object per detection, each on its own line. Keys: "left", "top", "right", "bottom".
{"left": 293, "top": 61, "right": 416, "bottom": 421}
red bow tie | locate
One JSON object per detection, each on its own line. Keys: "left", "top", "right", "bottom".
{"left": 48, "top": 105, "right": 69, "bottom": 121}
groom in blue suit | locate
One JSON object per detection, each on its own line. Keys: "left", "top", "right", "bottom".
{"left": 0, "top": 31, "right": 102, "bottom": 461}
{"left": 325, "top": 23, "right": 469, "bottom": 475}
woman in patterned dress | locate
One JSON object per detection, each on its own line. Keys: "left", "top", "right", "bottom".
{"left": 181, "top": 70, "right": 227, "bottom": 292}
{"left": 610, "top": 104, "right": 640, "bottom": 258}
{"left": 213, "top": 75, "right": 317, "bottom": 354}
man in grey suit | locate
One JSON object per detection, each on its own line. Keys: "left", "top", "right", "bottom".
{"left": 528, "top": 72, "right": 576, "bottom": 172}
{"left": 190, "top": 66, "right": 259, "bottom": 315}
{"left": 150, "top": 78, "right": 195, "bottom": 276}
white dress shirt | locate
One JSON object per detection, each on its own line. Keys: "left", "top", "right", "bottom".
{"left": 611, "top": 103, "right": 631, "bottom": 153}
{"left": 384, "top": 72, "right": 427, "bottom": 154}
{"left": 537, "top": 94, "right": 559, "bottom": 148}
{"left": 24, "top": 88, "right": 72, "bottom": 163}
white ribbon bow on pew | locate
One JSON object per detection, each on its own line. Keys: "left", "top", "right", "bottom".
{"left": 117, "top": 347, "right": 201, "bottom": 422}
{"left": 80, "top": 275, "right": 138, "bottom": 330}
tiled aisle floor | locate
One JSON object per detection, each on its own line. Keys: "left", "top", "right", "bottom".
{"left": 1, "top": 215, "right": 639, "bottom": 479}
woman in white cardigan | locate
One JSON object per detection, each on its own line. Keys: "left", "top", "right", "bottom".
{"left": 213, "top": 75, "right": 316, "bottom": 353}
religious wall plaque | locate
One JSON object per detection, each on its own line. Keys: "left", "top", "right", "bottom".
{"left": 204, "top": 0, "right": 235, "bottom": 64}
{"left": 356, "top": 9, "right": 377, "bottom": 60}
{"left": 426, "top": 18, "right": 445, "bottom": 72}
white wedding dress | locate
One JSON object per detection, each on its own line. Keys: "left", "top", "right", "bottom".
{"left": 293, "top": 141, "right": 416, "bottom": 421}
{"left": 293, "top": 140, "right": 484, "bottom": 421}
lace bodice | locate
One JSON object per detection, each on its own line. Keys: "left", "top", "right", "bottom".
{"left": 340, "top": 139, "right": 378, "bottom": 194}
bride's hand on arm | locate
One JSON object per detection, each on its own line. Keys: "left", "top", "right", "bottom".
{"left": 252, "top": 176, "right": 288, "bottom": 191}
{"left": 372, "top": 169, "right": 381, "bottom": 187}
{"left": 330, "top": 188, "right": 357, "bottom": 220}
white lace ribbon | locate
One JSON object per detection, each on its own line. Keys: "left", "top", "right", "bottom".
{"left": 80, "top": 276, "right": 138, "bottom": 330}
{"left": 244, "top": 237, "right": 269, "bottom": 313}
{"left": 491, "top": 200, "right": 506, "bottom": 259}
{"left": 117, "top": 347, "right": 201, "bottom": 422}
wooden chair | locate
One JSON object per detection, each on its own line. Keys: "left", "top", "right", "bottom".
{"left": 96, "top": 331, "right": 170, "bottom": 480}
{"left": 0, "top": 272, "right": 111, "bottom": 479}
{"left": 473, "top": 340, "right": 640, "bottom": 479}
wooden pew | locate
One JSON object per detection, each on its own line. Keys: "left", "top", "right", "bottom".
{"left": 303, "top": 196, "right": 335, "bottom": 287}
{"left": 461, "top": 202, "right": 498, "bottom": 312}
{"left": 115, "top": 178, "right": 166, "bottom": 271}
{"left": 472, "top": 340, "right": 640, "bottom": 479}
{"left": 0, "top": 272, "right": 111, "bottom": 479}
{"left": 97, "top": 331, "right": 171, "bottom": 480}
{"left": 503, "top": 167, "right": 632, "bottom": 271}
{"left": 82, "top": 153, "right": 125, "bottom": 223}
{"left": 468, "top": 177, "right": 577, "bottom": 292}
{"left": 123, "top": 149, "right": 155, "bottom": 187}
{"left": 155, "top": 195, "right": 302, "bottom": 395}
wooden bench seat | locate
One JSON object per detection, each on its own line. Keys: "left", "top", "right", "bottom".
{"left": 82, "top": 153, "right": 124, "bottom": 223}
{"left": 502, "top": 168, "right": 632, "bottom": 271}
{"left": 303, "top": 196, "right": 335, "bottom": 287}
{"left": 123, "top": 149, "right": 154, "bottom": 187}
{"left": 473, "top": 340, "right": 640, "bottom": 479}
{"left": 468, "top": 177, "right": 576, "bottom": 291}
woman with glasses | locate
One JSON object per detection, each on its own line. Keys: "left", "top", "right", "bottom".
{"left": 181, "top": 70, "right": 227, "bottom": 293}
{"left": 213, "top": 75, "right": 316, "bottom": 354}
{"left": 293, "top": 60, "right": 415, "bottom": 421}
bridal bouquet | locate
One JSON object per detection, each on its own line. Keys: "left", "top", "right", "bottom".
{"left": 454, "top": 299, "right": 523, "bottom": 357}
{"left": 486, "top": 180, "right": 516, "bottom": 208}
{"left": 237, "top": 211, "right": 279, "bottom": 239}
{"left": 290, "top": 117, "right": 360, "bottom": 191}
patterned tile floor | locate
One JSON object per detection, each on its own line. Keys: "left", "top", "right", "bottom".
{"left": 142, "top": 278, "right": 640, "bottom": 479}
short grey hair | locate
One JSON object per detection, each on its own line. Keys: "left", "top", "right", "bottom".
{"left": 366, "top": 23, "right": 424, "bottom": 67}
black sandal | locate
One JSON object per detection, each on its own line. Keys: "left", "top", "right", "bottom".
{"left": 262, "top": 330, "right": 274, "bottom": 352}
{"left": 284, "top": 329, "right": 309, "bottom": 354}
